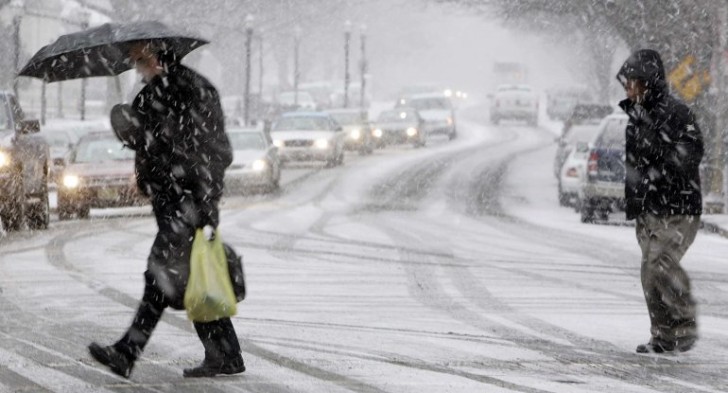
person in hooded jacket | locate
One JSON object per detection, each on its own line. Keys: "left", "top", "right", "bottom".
{"left": 88, "top": 40, "right": 245, "bottom": 378}
{"left": 616, "top": 49, "right": 703, "bottom": 354}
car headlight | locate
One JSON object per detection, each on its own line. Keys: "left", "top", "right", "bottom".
{"left": 273, "top": 140, "right": 284, "bottom": 148}
{"left": 252, "top": 159, "right": 267, "bottom": 171}
{"left": 447, "top": 117, "right": 453, "bottom": 125}
{"left": 314, "top": 139, "right": 330, "bottom": 149}
{"left": 350, "top": 129, "right": 361, "bottom": 140}
{"left": 406, "top": 127, "right": 418, "bottom": 137}
{"left": 63, "top": 174, "right": 80, "bottom": 188}
{"left": 0, "top": 151, "right": 10, "bottom": 168}
{"left": 373, "top": 128, "right": 383, "bottom": 138}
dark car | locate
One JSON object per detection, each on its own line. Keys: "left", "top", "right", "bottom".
{"left": 372, "top": 108, "right": 426, "bottom": 148}
{"left": 0, "top": 91, "right": 50, "bottom": 230}
{"left": 44, "top": 130, "right": 77, "bottom": 186}
{"left": 327, "top": 108, "right": 374, "bottom": 155}
{"left": 57, "top": 131, "right": 145, "bottom": 219}
{"left": 578, "top": 114, "right": 628, "bottom": 223}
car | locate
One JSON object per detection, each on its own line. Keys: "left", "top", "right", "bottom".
{"left": 57, "top": 131, "right": 145, "bottom": 220}
{"left": 558, "top": 140, "right": 593, "bottom": 208}
{"left": 0, "top": 91, "right": 50, "bottom": 231}
{"left": 371, "top": 108, "right": 426, "bottom": 148}
{"left": 225, "top": 127, "right": 281, "bottom": 193}
{"left": 577, "top": 113, "right": 629, "bottom": 223}
{"left": 397, "top": 93, "right": 457, "bottom": 140}
{"left": 546, "top": 85, "right": 594, "bottom": 121}
{"left": 270, "top": 112, "right": 345, "bottom": 167}
{"left": 278, "top": 91, "right": 317, "bottom": 111}
{"left": 44, "top": 129, "right": 78, "bottom": 186}
{"left": 326, "top": 108, "right": 374, "bottom": 154}
{"left": 489, "top": 84, "right": 539, "bottom": 126}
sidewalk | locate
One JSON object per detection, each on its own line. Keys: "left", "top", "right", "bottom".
{"left": 701, "top": 214, "right": 728, "bottom": 238}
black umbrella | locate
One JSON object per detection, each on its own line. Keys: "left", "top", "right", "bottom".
{"left": 18, "top": 21, "right": 208, "bottom": 82}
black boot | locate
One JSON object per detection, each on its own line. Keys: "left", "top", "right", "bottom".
{"left": 184, "top": 318, "right": 245, "bottom": 378}
{"left": 89, "top": 342, "right": 134, "bottom": 378}
{"left": 183, "top": 355, "right": 245, "bottom": 378}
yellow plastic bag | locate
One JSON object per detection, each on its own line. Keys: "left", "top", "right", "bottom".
{"left": 184, "top": 229, "right": 237, "bottom": 322}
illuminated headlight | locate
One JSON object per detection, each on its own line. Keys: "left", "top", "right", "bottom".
{"left": 0, "top": 151, "right": 10, "bottom": 167}
{"left": 406, "top": 127, "right": 418, "bottom": 137}
{"left": 63, "top": 174, "right": 80, "bottom": 188}
{"left": 314, "top": 139, "right": 330, "bottom": 149}
{"left": 447, "top": 117, "right": 453, "bottom": 125}
{"left": 350, "top": 129, "right": 361, "bottom": 140}
{"left": 273, "top": 140, "right": 284, "bottom": 148}
{"left": 373, "top": 128, "right": 383, "bottom": 138}
{"left": 444, "top": 89, "right": 453, "bottom": 97}
{"left": 252, "top": 159, "right": 267, "bottom": 171}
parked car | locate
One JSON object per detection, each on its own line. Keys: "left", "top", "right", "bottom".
{"left": 546, "top": 85, "right": 594, "bottom": 121}
{"left": 372, "top": 108, "right": 426, "bottom": 148}
{"left": 326, "top": 108, "right": 374, "bottom": 154}
{"left": 278, "top": 91, "right": 317, "bottom": 111}
{"left": 57, "top": 131, "right": 145, "bottom": 220}
{"left": 225, "top": 127, "right": 281, "bottom": 193}
{"left": 0, "top": 91, "right": 50, "bottom": 231}
{"left": 397, "top": 93, "right": 457, "bottom": 140}
{"left": 270, "top": 112, "right": 345, "bottom": 167}
{"left": 558, "top": 140, "right": 593, "bottom": 208}
{"left": 578, "top": 113, "right": 629, "bottom": 223}
{"left": 44, "top": 130, "right": 77, "bottom": 186}
{"left": 489, "top": 84, "right": 539, "bottom": 126}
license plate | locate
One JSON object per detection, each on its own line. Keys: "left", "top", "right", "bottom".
{"left": 98, "top": 187, "right": 119, "bottom": 200}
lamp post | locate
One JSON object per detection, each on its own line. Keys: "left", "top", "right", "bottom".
{"left": 293, "top": 26, "right": 301, "bottom": 106}
{"left": 78, "top": 11, "right": 90, "bottom": 121}
{"left": 244, "top": 14, "right": 254, "bottom": 127}
{"left": 258, "top": 32, "right": 264, "bottom": 99}
{"left": 359, "top": 24, "right": 367, "bottom": 119}
{"left": 12, "top": 15, "right": 21, "bottom": 99}
{"left": 343, "top": 20, "right": 351, "bottom": 108}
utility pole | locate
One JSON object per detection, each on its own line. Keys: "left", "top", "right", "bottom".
{"left": 359, "top": 24, "right": 367, "bottom": 119}
{"left": 244, "top": 14, "right": 253, "bottom": 127}
{"left": 79, "top": 11, "right": 90, "bottom": 121}
{"left": 293, "top": 26, "right": 301, "bottom": 106}
{"left": 258, "top": 33, "right": 264, "bottom": 99}
{"left": 715, "top": 3, "right": 728, "bottom": 213}
{"left": 344, "top": 20, "right": 351, "bottom": 108}
{"left": 12, "top": 15, "right": 21, "bottom": 100}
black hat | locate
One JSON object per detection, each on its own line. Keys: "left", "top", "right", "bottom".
{"left": 110, "top": 104, "right": 142, "bottom": 148}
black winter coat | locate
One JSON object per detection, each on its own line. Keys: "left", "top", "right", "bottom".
{"left": 617, "top": 50, "right": 703, "bottom": 220}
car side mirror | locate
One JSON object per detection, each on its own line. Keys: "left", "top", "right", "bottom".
{"left": 576, "top": 142, "right": 589, "bottom": 153}
{"left": 16, "top": 119, "right": 40, "bottom": 134}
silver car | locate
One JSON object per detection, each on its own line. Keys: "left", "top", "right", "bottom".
{"left": 225, "top": 128, "right": 281, "bottom": 193}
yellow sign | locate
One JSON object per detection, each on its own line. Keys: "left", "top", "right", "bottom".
{"left": 668, "top": 55, "right": 711, "bottom": 102}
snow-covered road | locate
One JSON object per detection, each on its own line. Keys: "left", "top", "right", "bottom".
{"left": 1, "top": 105, "right": 727, "bottom": 392}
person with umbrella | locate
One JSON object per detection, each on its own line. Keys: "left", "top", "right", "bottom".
{"left": 20, "top": 22, "right": 245, "bottom": 379}
{"left": 86, "top": 39, "right": 244, "bottom": 378}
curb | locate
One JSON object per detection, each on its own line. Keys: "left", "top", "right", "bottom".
{"left": 700, "top": 220, "right": 728, "bottom": 239}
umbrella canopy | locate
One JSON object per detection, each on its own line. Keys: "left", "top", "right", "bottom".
{"left": 18, "top": 21, "right": 208, "bottom": 82}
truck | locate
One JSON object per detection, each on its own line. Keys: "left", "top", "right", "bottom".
{"left": 0, "top": 91, "right": 50, "bottom": 231}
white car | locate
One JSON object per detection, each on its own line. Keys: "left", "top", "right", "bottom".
{"left": 270, "top": 112, "right": 345, "bottom": 167}
{"left": 397, "top": 93, "right": 457, "bottom": 140}
{"left": 225, "top": 128, "right": 281, "bottom": 193}
{"left": 555, "top": 122, "right": 603, "bottom": 206}
{"left": 489, "top": 85, "right": 539, "bottom": 126}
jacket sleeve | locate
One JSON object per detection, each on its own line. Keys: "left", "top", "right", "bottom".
{"left": 661, "top": 107, "right": 704, "bottom": 180}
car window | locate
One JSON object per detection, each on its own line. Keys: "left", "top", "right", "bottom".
{"left": 597, "top": 118, "right": 627, "bottom": 148}
{"left": 73, "top": 137, "right": 134, "bottom": 163}
{"left": 409, "top": 98, "right": 451, "bottom": 110}
{"left": 378, "top": 110, "right": 414, "bottom": 122}
{"left": 228, "top": 132, "right": 266, "bottom": 150}
{"left": 566, "top": 125, "right": 600, "bottom": 144}
{"left": 273, "top": 116, "right": 331, "bottom": 131}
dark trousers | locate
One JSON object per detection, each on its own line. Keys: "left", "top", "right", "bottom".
{"left": 636, "top": 214, "right": 699, "bottom": 343}
{"left": 114, "top": 270, "right": 241, "bottom": 362}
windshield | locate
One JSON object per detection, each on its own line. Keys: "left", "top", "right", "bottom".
{"left": 408, "top": 98, "right": 451, "bottom": 111}
{"left": 73, "top": 137, "right": 134, "bottom": 163}
{"left": 274, "top": 116, "right": 332, "bottom": 131}
{"left": 597, "top": 118, "right": 627, "bottom": 148}
{"left": 329, "top": 113, "right": 361, "bottom": 125}
{"left": 228, "top": 132, "right": 266, "bottom": 150}
{"left": 565, "top": 125, "right": 600, "bottom": 144}
{"left": 378, "top": 110, "right": 415, "bottom": 122}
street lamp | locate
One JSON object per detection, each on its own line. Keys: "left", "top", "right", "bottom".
{"left": 244, "top": 14, "right": 254, "bottom": 127}
{"left": 343, "top": 20, "right": 352, "bottom": 108}
{"left": 12, "top": 15, "right": 21, "bottom": 100}
{"left": 258, "top": 30, "right": 264, "bottom": 99}
{"left": 293, "top": 26, "right": 302, "bottom": 106}
{"left": 359, "top": 24, "right": 367, "bottom": 118}
{"left": 78, "top": 10, "right": 90, "bottom": 121}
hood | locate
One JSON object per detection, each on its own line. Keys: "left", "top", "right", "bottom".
{"left": 232, "top": 149, "right": 266, "bottom": 165}
{"left": 418, "top": 109, "right": 452, "bottom": 122}
{"left": 616, "top": 49, "right": 666, "bottom": 91}
{"left": 65, "top": 160, "right": 135, "bottom": 178}
{"left": 270, "top": 130, "right": 336, "bottom": 141}
{"left": 0, "top": 131, "right": 13, "bottom": 149}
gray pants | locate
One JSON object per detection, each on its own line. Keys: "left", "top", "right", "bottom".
{"left": 636, "top": 214, "right": 699, "bottom": 343}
